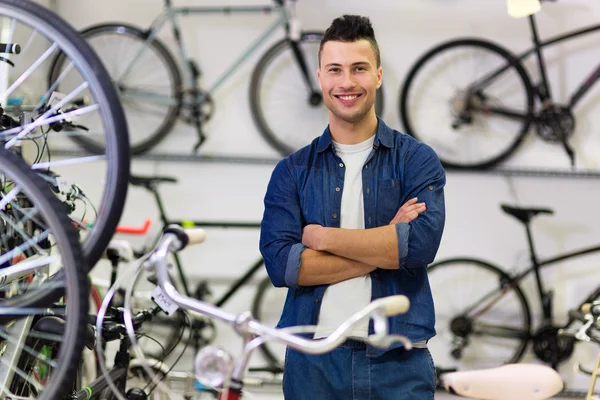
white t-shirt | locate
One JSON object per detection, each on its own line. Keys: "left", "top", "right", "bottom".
{"left": 314, "top": 134, "right": 375, "bottom": 339}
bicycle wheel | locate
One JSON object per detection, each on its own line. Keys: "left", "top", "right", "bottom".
{"left": 399, "top": 39, "right": 534, "bottom": 169}
{"left": 427, "top": 258, "right": 531, "bottom": 372}
{"left": 0, "top": 0, "right": 130, "bottom": 268}
{"left": 251, "top": 276, "right": 287, "bottom": 370}
{"left": 250, "top": 32, "right": 385, "bottom": 156}
{"left": 47, "top": 23, "right": 182, "bottom": 155}
{"left": 0, "top": 148, "right": 88, "bottom": 400}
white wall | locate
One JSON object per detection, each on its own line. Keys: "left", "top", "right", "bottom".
{"left": 51, "top": 0, "right": 600, "bottom": 392}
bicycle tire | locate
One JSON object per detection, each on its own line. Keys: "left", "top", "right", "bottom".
{"left": 3, "top": 0, "right": 130, "bottom": 269}
{"left": 47, "top": 23, "right": 183, "bottom": 155}
{"left": 251, "top": 275, "right": 287, "bottom": 370}
{"left": 427, "top": 258, "right": 531, "bottom": 372}
{"left": 399, "top": 39, "right": 534, "bottom": 169}
{"left": 0, "top": 147, "right": 88, "bottom": 400}
{"left": 250, "top": 32, "right": 385, "bottom": 157}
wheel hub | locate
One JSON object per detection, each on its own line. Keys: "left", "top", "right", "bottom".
{"left": 449, "top": 90, "right": 488, "bottom": 128}
{"left": 450, "top": 315, "right": 473, "bottom": 337}
{"left": 309, "top": 92, "right": 322, "bottom": 107}
{"left": 535, "top": 105, "right": 575, "bottom": 142}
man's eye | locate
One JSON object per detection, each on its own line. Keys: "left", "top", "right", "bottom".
{"left": 329, "top": 68, "right": 340, "bottom": 73}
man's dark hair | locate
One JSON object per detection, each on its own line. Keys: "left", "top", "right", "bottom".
{"left": 319, "top": 15, "right": 381, "bottom": 68}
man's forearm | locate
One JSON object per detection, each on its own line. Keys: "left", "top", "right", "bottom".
{"left": 297, "top": 248, "right": 376, "bottom": 286}
{"left": 320, "top": 224, "right": 399, "bottom": 269}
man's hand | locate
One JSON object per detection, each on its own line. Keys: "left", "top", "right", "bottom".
{"left": 389, "top": 197, "right": 426, "bottom": 225}
{"left": 302, "top": 224, "right": 330, "bottom": 251}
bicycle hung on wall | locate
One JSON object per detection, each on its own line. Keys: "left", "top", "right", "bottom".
{"left": 427, "top": 204, "right": 600, "bottom": 378}
{"left": 47, "top": 0, "right": 384, "bottom": 156}
{"left": 400, "top": 0, "right": 600, "bottom": 169}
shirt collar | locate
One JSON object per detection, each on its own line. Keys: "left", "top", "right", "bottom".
{"left": 316, "top": 117, "right": 394, "bottom": 153}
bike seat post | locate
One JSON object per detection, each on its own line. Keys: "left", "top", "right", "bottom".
{"left": 524, "top": 220, "right": 552, "bottom": 319}
{"left": 149, "top": 183, "right": 170, "bottom": 227}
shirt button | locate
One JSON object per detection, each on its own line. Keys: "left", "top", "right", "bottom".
{"left": 314, "top": 298, "right": 319, "bottom": 303}
{"left": 428, "top": 185, "right": 434, "bottom": 190}
{"left": 366, "top": 188, "right": 370, "bottom": 194}
{"left": 332, "top": 214, "right": 337, "bottom": 219}
{"left": 335, "top": 187, "right": 340, "bottom": 192}
{"left": 339, "top": 163, "right": 344, "bottom": 168}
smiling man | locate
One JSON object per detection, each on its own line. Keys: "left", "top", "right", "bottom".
{"left": 260, "top": 15, "right": 446, "bottom": 400}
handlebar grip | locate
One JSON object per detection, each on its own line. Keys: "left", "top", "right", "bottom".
{"left": 372, "top": 295, "right": 410, "bottom": 317}
{"left": 184, "top": 228, "right": 207, "bottom": 247}
{"left": 0, "top": 43, "right": 20, "bottom": 54}
{"left": 163, "top": 224, "right": 206, "bottom": 251}
{"left": 581, "top": 302, "right": 600, "bottom": 317}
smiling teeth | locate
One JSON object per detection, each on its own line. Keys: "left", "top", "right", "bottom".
{"left": 340, "top": 95, "right": 357, "bottom": 100}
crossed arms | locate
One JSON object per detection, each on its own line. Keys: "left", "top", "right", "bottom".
{"left": 259, "top": 145, "right": 445, "bottom": 289}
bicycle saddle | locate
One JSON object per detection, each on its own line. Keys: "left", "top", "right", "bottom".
{"left": 501, "top": 204, "right": 553, "bottom": 224}
{"left": 442, "top": 363, "right": 563, "bottom": 400}
{"left": 32, "top": 316, "right": 95, "bottom": 350}
{"left": 129, "top": 174, "right": 178, "bottom": 188}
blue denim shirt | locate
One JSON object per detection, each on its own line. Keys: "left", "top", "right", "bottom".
{"left": 259, "top": 118, "right": 446, "bottom": 356}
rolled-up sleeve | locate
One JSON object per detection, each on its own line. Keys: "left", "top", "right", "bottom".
{"left": 397, "top": 144, "right": 446, "bottom": 269}
{"left": 260, "top": 159, "right": 305, "bottom": 288}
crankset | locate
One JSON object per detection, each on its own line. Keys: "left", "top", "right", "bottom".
{"left": 532, "top": 324, "right": 576, "bottom": 366}
{"left": 535, "top": 105, "right": 576, "bottom": 166}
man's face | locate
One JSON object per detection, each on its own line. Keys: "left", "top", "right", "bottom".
{"left": 318, "top": 39, "right": 382, "bottom": 125}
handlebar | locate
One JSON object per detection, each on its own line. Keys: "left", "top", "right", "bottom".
{"left": 561, "top": 302, "right": 600, "bottom": 344}
{"left": 142, "top": 225, "right": 412, "bottom": 385}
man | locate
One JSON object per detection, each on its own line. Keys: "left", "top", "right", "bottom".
{"left": 260, "top": 14, "right": 445, "bottom": 400}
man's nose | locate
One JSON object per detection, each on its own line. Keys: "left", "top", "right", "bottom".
{"left": 339, "top": 71, "right": 357, "bottom": 90}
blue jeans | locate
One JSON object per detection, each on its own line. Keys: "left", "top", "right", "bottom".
{"left": 282, "top": 341, "right": 436, "bottom": 400}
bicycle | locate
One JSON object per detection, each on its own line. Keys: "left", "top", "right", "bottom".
{"left": 399, "top": 0, "right": 600, "bottom": 169}
{"left": 47, "top": 0, "right": 385, "bottom": 156}
{"left": 125, "top": 174, "right": 286, "bottom": 371}
{"left": 0, "top": 0, "right": 130, "bottom": 269}
{"left": 441, "top": 301, "right": 600, "bottom": 400}
{"left": 0, "top": 147, "right": 88, "bottom": 400}
{"left": 122, "top": 225, "right": 411, "bottom": 400}
{"left": 426, "top": 203, "right": 600, "bottom": 377}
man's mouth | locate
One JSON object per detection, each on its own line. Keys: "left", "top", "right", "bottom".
{"left": 334, "top": 93, "right": 363, "bottom": 105}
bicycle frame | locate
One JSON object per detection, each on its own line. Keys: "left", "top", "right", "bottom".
{"left": 470, "top": 14, "right": 600, "bottom": 116}
{"left": 466, "top": 234, "right": 600, "bottom": 338}
{"left": 117, "top": 0, "right": 295, "bottom": 105}
{"left": 509, "top": 241, "right": 600, "bottom": 327}
{"left": 141, "top": 177, "right": 263, "bottom": 308}
{"left": 519, "top": 14, "right": 600, "bottom": 108}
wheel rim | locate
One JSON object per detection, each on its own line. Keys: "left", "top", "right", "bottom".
{"left": 402, "top": 42, "right": 532, "bottom": 169}
{"left": 428, "top": 259, "right": 530, "bottom": 371}
{"left": 0, "top": 0, "right": 130, "bottom": 268}
{"left": 49, "top": 27, "right": 180, "bottom": 154}
{"left": 0, "top": 148, "right": 87, "bottom": 400}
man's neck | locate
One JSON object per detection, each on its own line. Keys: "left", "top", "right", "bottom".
{"left": 329, "top": 112, "right": 378, "bottom": 145}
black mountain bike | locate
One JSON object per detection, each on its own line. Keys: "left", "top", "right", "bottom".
{"left": 400, "top": 0, "right": 600, "bottom": 169}
{"left": 427, "top": 204, "right": 600, "bottom": 375}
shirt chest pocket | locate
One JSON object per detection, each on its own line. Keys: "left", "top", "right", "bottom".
{"left": 377, "top": 178, "right": 402, "bottom": 225}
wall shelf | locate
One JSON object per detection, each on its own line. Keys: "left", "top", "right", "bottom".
{"left": 51, "top": 149, "right": 600, "bottom": 178}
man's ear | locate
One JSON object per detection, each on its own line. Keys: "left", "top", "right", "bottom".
{"left": 376, "top": 66, "right": 383, "bottom": 89}
{"left": 317, "top": 68, "right": 323, "bottom": 91}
